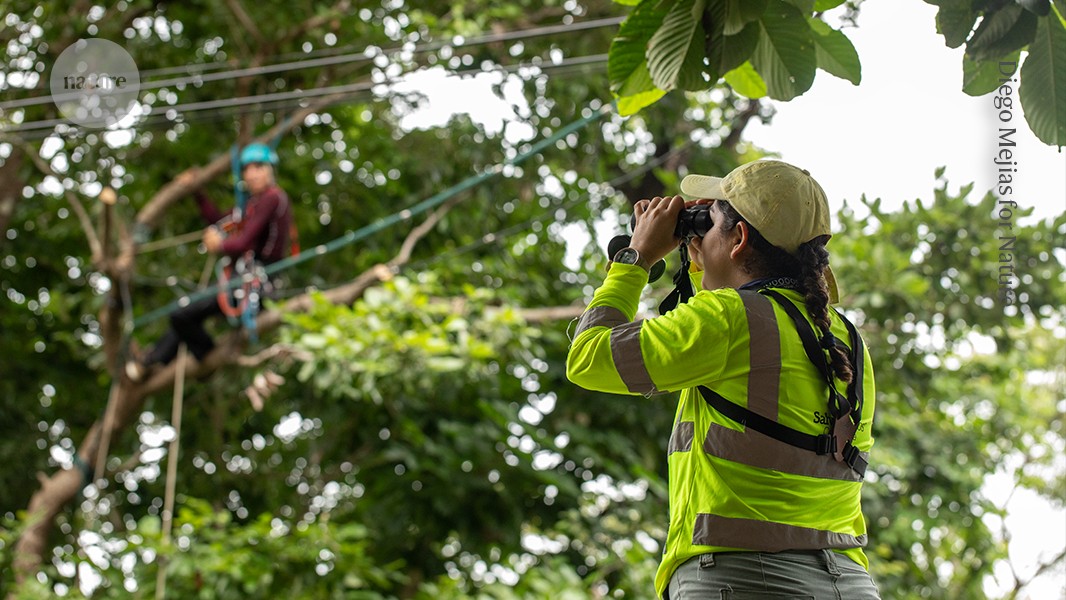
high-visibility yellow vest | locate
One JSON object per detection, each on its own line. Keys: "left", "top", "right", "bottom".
{"left": 566, "top": 263, "right": 876, "bottom": 598}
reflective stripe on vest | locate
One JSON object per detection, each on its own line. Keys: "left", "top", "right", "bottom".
{"left": 692, "top": 514, "right": 867, "bottom": 552}
{"left": 675, "top": 291, "right": 868, "bottom": 553}
{"left": 574, "top": 306, "right": 661, "bottom": 396}
{"left": 668, "top": 421, "right": 694, "bottom": 455}
{"left": 574, "top": 306, "right": 627, "bottom": 337}
{"left": 700, "top": 291, "right": 867, "bottom": 483}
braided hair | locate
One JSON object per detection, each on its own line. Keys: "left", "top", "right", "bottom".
{"left": 717, "top": 201, "right": 854, "bottom": 384}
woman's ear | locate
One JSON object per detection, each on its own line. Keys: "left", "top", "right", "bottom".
{"left": 728, "top": 221, "right": 750, "bottom": 261}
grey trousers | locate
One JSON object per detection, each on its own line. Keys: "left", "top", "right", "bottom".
{"left": 665, "top": 550, "right": 881, "bottom": 600}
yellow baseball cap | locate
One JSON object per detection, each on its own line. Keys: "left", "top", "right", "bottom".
{"left": 680, "top": 160, "right": 840, "bottom": 303}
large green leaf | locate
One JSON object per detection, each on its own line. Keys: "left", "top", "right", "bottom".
{"left": 647, "top": 0, "right": 708, "bottom": 91}
{"left": 1020, "top": 12, "right": 1066, "bottom": 145}
{"left": 608, "top": 0, "right": 670, "bottom": 104}
{"left": 813, "top": 0, "right": 846, "bottom": 9}
{"left": 783, "top": 0, "right": 815, "bottom": 13}
{"left": 932, "top": 0, "right": 979, "bottom": 48}
{"left": 1017, "top": 0, "right": 1051, "bottom": 16}
{"left": 617, "top": 63, "right": 670, "bottom": 115}
{"left": 713, "top": 21, "right": 762, "bottom": 74}
{"left": 724, "top": 61, "right": 769, "bottom": 97}
{"left": 807, "top": 17, "right": 861, "bottom": 84}
{"left": 723, "top": 0, "right": 768, "bottom": 35}
{"left": 750, "top": 0, "right": 817, "bottom": 100}
{"left": 966, "top": 4, "right": 1039, "bottom": 61}
{"left": 962, "top": 51, "right": 1020, "bottom": 95}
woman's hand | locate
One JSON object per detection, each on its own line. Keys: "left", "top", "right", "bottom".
{"left": 629, "top": 195, "right": 685, "bottom": 265}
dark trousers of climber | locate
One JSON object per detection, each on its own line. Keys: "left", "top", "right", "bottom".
{"left": 144, "top": 294, "right": 224, "bottom": 366}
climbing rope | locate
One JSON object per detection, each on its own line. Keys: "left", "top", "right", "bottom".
{"left": 155, "top": 345, "right": 187, "bottom": 600}
{"left": 136, "top": 230, "right": 203, "bottom": 254}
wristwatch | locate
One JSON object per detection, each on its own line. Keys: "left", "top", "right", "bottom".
{"left": 612, "top": 247, "right": 650, "bottom": 272}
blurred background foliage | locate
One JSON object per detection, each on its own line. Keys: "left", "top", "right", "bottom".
{"left": 0, "top": 1, "right": 1062, "bottom": 598}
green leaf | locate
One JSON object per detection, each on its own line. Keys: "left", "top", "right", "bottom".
{"left": 713, "top": 20, "right": 761, "bottom": 74}
{"left": 139, "top": 515, "right": 162, "bottom": 537}
{"left": 782, "top": 0, "right": 815, "bottom": 13}
{"left": 300, "top": 332, "right": 328, "bottom": 349}
{"left": 723, "top": 0, "right": 768, "bottom": 35}
{"left": 608, "top": 0, "right": 670, "bottom": 93}
{"left": 1020, "top": 13, "right": 1066, "bottom": 145}
{"left": 966, "top": 4, "right": 1039, "bottom": 61}
{"left": 750, "top": 0, "right": 817, "bottom": 100}
{"left": 962, "top": 51, "right": 1020, "bottom": 95}
{"left": 933, "top": 0, "right": 979, "bottom": 49}
{"left": 647, "top": 0, "right": 708, "bottom": 91}
{"left": 724, "top": 61, "right": 769, "bottom": 97}
{"left": 609, "top": 0, "right": 674, "bottom": 113}
{"left": 1016, "top": 0, "right": 1051, "bottom": 16}
{"left": 807, "top": 17, "right": 861, "bottom": 84}
{"left": 614, "top": 0, "right": 643, "bottom": 5}
{"left": 617, "top": 63, "right": 670, "bottom": 115}
{"left": 814, "top": 0, "right": 846, "bottom": 9}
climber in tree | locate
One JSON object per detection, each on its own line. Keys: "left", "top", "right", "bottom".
{"left": 126, "top": 143, "right": 295, "bottom": 382}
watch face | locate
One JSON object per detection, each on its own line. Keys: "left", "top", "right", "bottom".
{"left": 614, "top": 247, "right": 639, "bottom": 264}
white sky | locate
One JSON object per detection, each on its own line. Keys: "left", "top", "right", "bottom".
{"left": 745, "top": 2, "right": 1065, "bottom": 225}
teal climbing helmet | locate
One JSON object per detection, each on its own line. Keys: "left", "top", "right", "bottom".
{"left": 239, "top": 143, "right": 278, "bottom": 167}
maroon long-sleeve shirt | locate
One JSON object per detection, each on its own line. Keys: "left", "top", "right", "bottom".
{"left": 196, "top": 186, "right": 293, "bottom": 264}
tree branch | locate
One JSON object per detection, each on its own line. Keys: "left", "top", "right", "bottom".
{"left": 19, "top": 141, "right": 104, "bottom": 265}
{"left": 720, "top": 99, "right": 763, "bottom": 152}
{"left": 224, "top": 0, "right": 265, "bottom": 47}
{"left": 280, "top": 0, "right": 352, "bottom": 44}
{"left": 1011, "top": 547, "right": 1066, "bottom": 598}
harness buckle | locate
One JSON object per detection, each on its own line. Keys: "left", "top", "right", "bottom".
{"left": 842, "top": 443, "right": 861, "bottom": 466}
{"left": 842, "top": 442, "right": 868, "bottom": 478}
{"left": 815, "top": 434, "right": 835, "bottom": 456}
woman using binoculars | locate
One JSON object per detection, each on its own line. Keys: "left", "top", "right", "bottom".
{"left": 567, "top": 160, "right": 881, "bottom": 600}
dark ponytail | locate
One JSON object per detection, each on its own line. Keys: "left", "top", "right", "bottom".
{"left": 796, "top": 238, "right": 853, "bottom": 384}
{"left": 718, "top": 202, "right": 854, "bottom": 384}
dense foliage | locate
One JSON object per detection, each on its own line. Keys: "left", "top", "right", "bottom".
{"left": 0, "top": 1, "right": 1062, "bottom": 599}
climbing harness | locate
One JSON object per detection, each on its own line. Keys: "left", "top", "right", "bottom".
{"left": 215, "top": 251, "right": 270, "bottom": 343}
{"left": 697, "top": 288, "right": 869, "bottom": 477}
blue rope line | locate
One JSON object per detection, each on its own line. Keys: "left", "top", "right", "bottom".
{"left": 132, "top": 103, "right": 612, "bottom": 328}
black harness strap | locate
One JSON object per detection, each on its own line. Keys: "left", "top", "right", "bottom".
{"left": 762, "top": 290, "right": 857, "bottom": 422}
{"left": 698, "top": 386, "right": 837, "bottom": 456}
{"left": 698, "top": 289, "right": 869, "bottom": 477}
{"left": 761, "top": 290, "right": 832, "bottom": 382}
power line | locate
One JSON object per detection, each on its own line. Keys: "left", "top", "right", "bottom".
{"left": 2, "top": 54, "right": 607, "bottom": 137}
{"left": 0, "top": 16, "right": 623, "bottom": 109}
{"left": 404, "top": 139, "right": 694, "bottom": 273}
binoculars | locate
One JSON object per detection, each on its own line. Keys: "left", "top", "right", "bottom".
{"left": 628, "top": 204, "right": 713, "bottom": 242}
{"left": 609, "top": 203, "right": 714, "bottom": 284}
